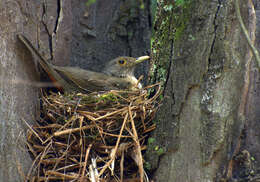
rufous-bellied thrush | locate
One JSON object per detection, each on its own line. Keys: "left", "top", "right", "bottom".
{"left": 18, "top": 34, "right": 149, "bottom": 93}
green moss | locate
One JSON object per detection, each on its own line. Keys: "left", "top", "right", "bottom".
{"left": 175, "top": 0, "right": 186, "bottom": 7}
{"left": 150, "top": 0, "right": 193, "bottom": 88}
{"left": 154, "top": 146, "right": 165, "bottom": 155}
{"left": 98, "top": 92, "right": 118, "bottom": 103}
{"left": 159, "top": 94, "right": 164, "bottom": 101}
{"left": 144, "top": 161, "right": 152, "bottom": 170}
{"left": 63, "top": 92, "right": 120, "bottom": 107}
{"left": 148, "top": 137, "right": 156, "bottom": 145}
{"left": 172, "top": 0, "right": 193, "bottom": 41}
{"left": 85, "top": 0, "right": 96, "bottom": 6}
{"left": 147, "top": 137, "right": 165, "bottom": 156}
{"left": 163, "top": 4, "right": 173, "bottom": 11}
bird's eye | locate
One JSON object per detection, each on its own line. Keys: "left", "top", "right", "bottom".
{"left": 118, "top": 60, "right": 126, "bottom": 65}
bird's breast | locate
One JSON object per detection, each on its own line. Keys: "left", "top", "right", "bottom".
{"left": 126, "top": 75, "right": 142, "bottom": 89}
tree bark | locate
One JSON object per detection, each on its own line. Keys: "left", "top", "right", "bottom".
{"left": 71, "top": 0, "right": 151, "bottom": 81}
{"left": 0, "top": 0, "right": 151, "bottom": 181}
{"left": 0, "top": 1, "right": 40, "bottom": 181}
{"left": 146, "top": 0, "right": 252, "bottom": 181}
{"left": 237, "top": 1, "right": 260, "bottom": 181}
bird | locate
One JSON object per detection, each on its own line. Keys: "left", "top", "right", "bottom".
{"left": 17, "top": 34, "right": 150, "bottom": 93}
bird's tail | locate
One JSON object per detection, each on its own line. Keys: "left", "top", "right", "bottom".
{"left": 17, "top": 34, "right": 69, "bottom": 91}
{"left": 17, "top": 34, "right": 52, "bottom": 70}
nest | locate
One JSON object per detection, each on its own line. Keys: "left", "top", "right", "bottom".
{"left": 25, "top": 84, "right": 161, "bottom": 182}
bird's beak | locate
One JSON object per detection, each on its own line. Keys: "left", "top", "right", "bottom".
{"left": 135, "top": 56, "right": 150, "bottom": 64}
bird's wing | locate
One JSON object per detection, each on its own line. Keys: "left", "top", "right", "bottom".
{"left": 53, "top": 66, "right": 132, "bottom": 92}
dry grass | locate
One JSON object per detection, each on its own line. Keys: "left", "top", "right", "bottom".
{"left": 24, "top": 84, "right": 161, "bottom": 182}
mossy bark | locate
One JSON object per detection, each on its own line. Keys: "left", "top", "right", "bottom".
{"left": 146, "top": 0, "right": 251, "bottom": 181}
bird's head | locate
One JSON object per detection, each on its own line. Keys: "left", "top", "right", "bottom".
{"left": 103, "top": 56, "right": 150, "bottom": 78}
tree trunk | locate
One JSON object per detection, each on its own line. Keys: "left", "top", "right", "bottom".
{"left": 0, "top": 0, "right": 151, "bottom": 181}
{"left": 71, "top": 0, "right": 151, "bottom": 80}
{"left": 0, "top": 1, "right": 40, "bottom": 181}
{"left": 146, "top": 0, "right": 254, "bottom": 181}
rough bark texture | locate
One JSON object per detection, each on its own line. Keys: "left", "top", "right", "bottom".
{"left": 71, "top": 0, "right": 151, "bottom": 81}
{"left": 0, "top": 0, "right": 150, "bottom": 181}
{"left": 237, "top": 1, "right": 260, "bottom": 181}
{"left": 247, "top": 0, "right": 260, "bottom": 167}
{"left": 146, "top": 0, "right": 251, "bottom": 181}
{"left": 0, "top": 1, "right": 40, "bottom": 181}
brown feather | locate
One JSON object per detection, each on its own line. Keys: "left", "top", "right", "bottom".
{"left": 17, "top": 34, "right": 149, "bottom": 93}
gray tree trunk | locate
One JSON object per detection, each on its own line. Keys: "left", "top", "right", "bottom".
{"left": 0, "top": 0, "right": 151, "bottom": 181}
{"left": 146, "top": 0, "right": 255, "bottom": 181}
{"left": 0, "top": 1, "right": 40, "bottom": 181}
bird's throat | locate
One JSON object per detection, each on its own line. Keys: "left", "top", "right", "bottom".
{"left": 126, "top": 75, "right": 142, "bottom": 89}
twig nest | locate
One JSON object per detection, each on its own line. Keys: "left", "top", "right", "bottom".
{"left": 26, "top": 84, "right": 161, "bottom": 182}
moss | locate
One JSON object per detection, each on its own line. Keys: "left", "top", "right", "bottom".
{"left": 144, "top": 161, "right": 152, "bottom": 170}
{"left": 172, "top": 0, "right": 193, "bottom": 41}
{"left": 85, "top": 0, "right": 96, "bottom": 7}
{"left": 98, "top": 92, "right": 118, "bottom": 103}
{"left": 148, "top": 137, "right": 156, "bottom": 145}
{"left": 155, "top": 146, "right": 165, "bottom": 155}
{"left": 147, "top": 137, "right": 165, "bottom": 156}
{"left": 150, "top": 0, "right": 193, "bottom": 88}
